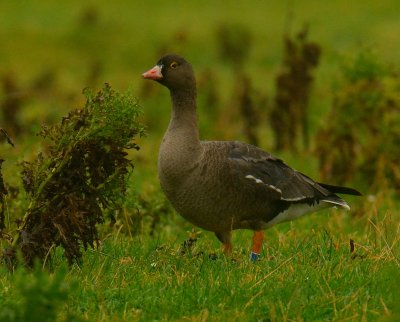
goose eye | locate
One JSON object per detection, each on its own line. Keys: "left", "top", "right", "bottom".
{"left": 170, "top": 62, "right": 178, "bottom": 69}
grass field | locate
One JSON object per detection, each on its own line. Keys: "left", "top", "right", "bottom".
{"left": 1, "top": 1, "right": 399, "bottom": 321}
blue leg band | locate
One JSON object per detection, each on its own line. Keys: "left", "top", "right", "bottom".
{"left": 250, "top": 252, "right": 260, "bottom": 261}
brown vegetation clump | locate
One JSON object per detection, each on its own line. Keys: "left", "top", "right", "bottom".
{"left": 271, "top": 25, "right": 321, "bottom": 151}
{"left": 216, "top": 23, "right": 262, "bottom": 144}
{"left": 315, "top": 52, "right": 400, "bottom": 192}
{"left": 1, "top": 84, "right": 145, "bottom": 267}
{"left": 216, "top": 23, "right": 252, "bottom": 68}
{"left": 235, "top": 73, "right": 260, "bottom": 146}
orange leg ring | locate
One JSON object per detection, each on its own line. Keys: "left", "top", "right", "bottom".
{"left": 250, "top": 231, "right": 264, "bottom": 260}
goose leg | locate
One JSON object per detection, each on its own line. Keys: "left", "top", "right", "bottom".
{"left": 250, "top": 230, "right": 264, "bottom": 261}
{"left": 222, "top": 242, "right": 232, "bottom": 255}
{"left": 215, "top": 231, "right": 232, "bottom": 256}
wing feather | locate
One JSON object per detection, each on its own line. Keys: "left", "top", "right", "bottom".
{"left": 226, "top": 141, "right": 332, "bottom": 203}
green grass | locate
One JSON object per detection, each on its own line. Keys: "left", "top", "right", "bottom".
{"left": 1, "top": 206, "right": 399, "bottom": 321}
{"left": 1, "top": 1, "right": 400, "bottom": 321}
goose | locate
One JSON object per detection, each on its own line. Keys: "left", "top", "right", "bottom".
{"left": 142, "top": 54, "right": 361, "bottom": 260}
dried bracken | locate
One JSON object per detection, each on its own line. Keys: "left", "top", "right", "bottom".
{"left": 2, "top": 84, "right": 145, "bottom": 267}
{"left": 216, "top": 23, "right": 261, "bottom": 144}
{"left": 216, "top": 23, "right": 252, "bottom": 68}
{"left": 271, "top": 25, "right": 321, "bottom": 151}
{"left": 235, "top": 73, "right": 260, "bottom": 146}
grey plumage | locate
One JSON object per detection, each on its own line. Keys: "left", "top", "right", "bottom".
{"left": 143, "top": 54, "right": 361, "bottom": 252}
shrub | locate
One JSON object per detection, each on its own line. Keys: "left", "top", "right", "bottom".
{"left": 1, "top": 84, "right": 145, "bottom": 267}
{"left": 315, "top": 52, "right": 400, "bottom": 192}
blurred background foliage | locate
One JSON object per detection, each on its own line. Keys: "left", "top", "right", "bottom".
{"left": 0, "top": 0, "right": 400, "bottom": 242}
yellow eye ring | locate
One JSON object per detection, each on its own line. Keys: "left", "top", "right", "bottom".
{"left": 170, "top": 62, "right": 178, "bottom": 69}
